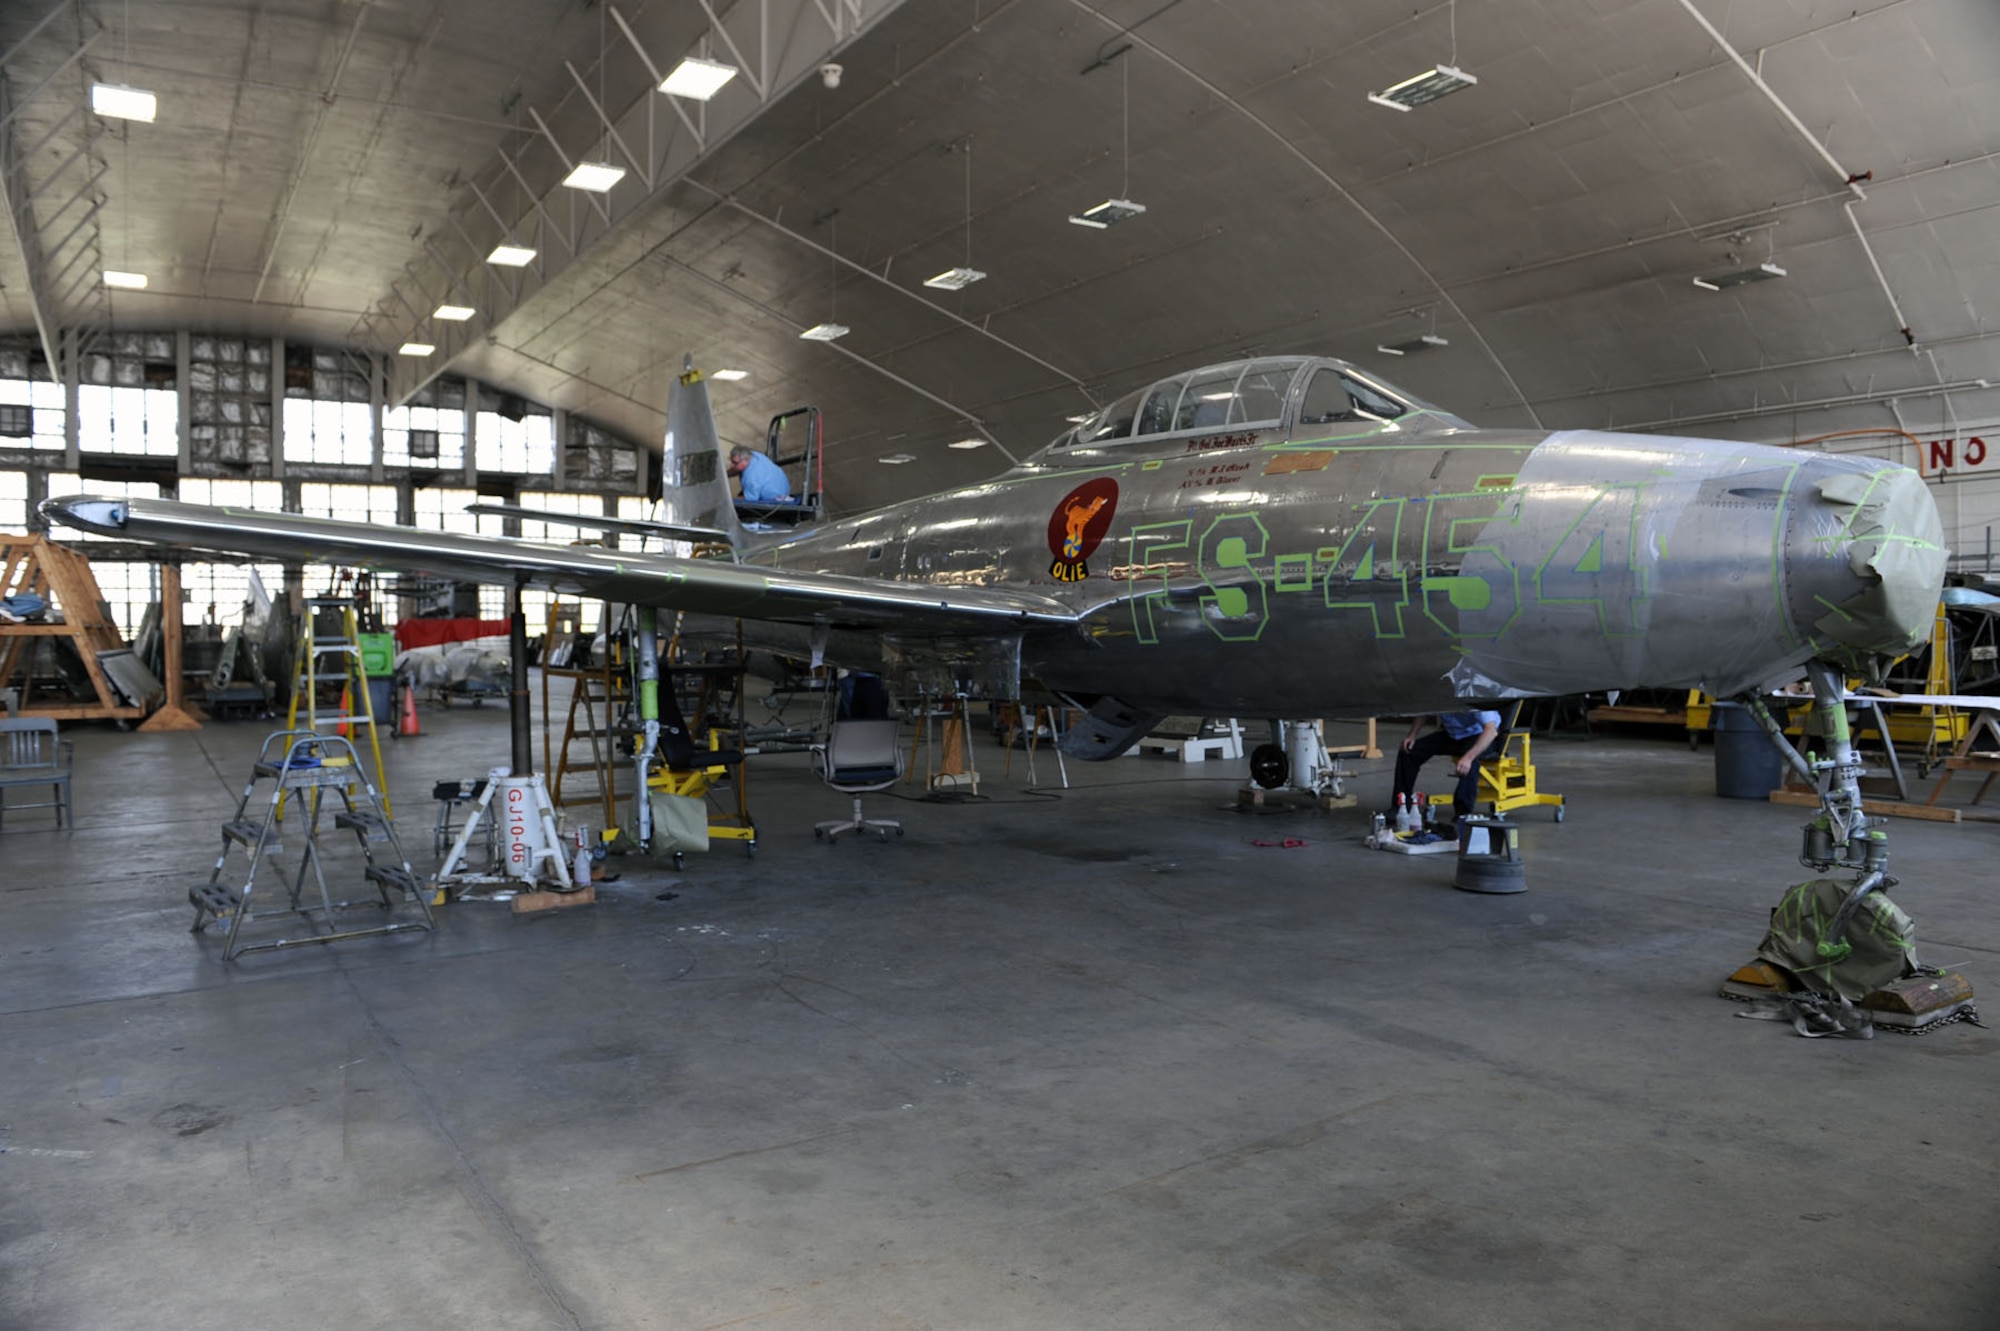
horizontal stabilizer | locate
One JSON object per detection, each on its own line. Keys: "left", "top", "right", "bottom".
{"left": 463, "top": 503, "right": 735, "bottom": 549}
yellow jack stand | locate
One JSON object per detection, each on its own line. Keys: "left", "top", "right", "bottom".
{"left": 1430, "top": 732, "right": 1566, "bottom": 822}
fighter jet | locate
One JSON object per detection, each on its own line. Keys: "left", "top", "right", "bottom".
{"left": 42, "top": 354, "right": 1946, "bottom": 759}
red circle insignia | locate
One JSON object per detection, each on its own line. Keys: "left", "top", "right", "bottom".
{"left": 1046, "top": 477, "right": 1118, "bottom": 581}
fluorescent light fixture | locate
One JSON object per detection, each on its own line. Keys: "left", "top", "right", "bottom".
{"left": 710, "top": 369, "right": 749, "bottom": 381}
{"left": 924, "top": 266, "right": 986, "bottom": 290}
{"left": 1375, "top": 334, "right": 1449, "bottom": 356}
{"left": 561, "top": 160, "right": 626, "bottom": 192}
{"left": 1692, "top": 262, "right": 1787, "bottom": 291}
{"left": 101, "top": 269, "right": 148, "bottom": 289}
{"left": 398, "top": 342, "right": 435, "bottom": 357}
{"left": 90, "top": 83, "right": 156, "bottom": 122}
{"left": 1368, "top": 65, "right": 1478, "bottom": 111}
{"left": 1068, "top": 198, "right": 1147, "bottom": 229}
{"left": 433, "top": 304, "right": 475, "bottom": 321}
{"left": 1065, "top": 413, "right": 1092, "bottom": 424}
{"left": 947, "top": 438, "right": 987, "bottom": 450}
{"left": 879, "top": 453, "right": 916, "bottom": 465}
{"left": 799, "top": 323, "right": 850, "bottom": 342}
{"left": 660, "top": 56, "right": 737, "bottom": 100}
{"left": 487, "top": 243, "right": 537, "bottom": 266}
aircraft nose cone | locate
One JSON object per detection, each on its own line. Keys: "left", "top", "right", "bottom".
{"left": 1788, "top": 460, "right": 1946, "bottom": 667}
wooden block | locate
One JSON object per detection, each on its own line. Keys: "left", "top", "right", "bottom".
{"left": 511, "top": 884, "right": 597, "bottom": 913}
{"left": 138, "top": 703, "right": 205, "bottom": 733}
{"left": 1766, "top": 789, "right": 1961, "bottom": 822}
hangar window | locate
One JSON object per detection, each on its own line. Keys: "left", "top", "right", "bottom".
{"left": 0, "top": 368, "right": 67, "bottom": 450}
{"left": 0, "top": 470, "right": 25, "bottom": 530}
{"left": 384, "top": 399, "right": 466, "bottom": 470}
{"left": 517, "top": 490, "right": 599, "bottom": 542}
{"left": 1298, "top": 368, "right": 1409, "bottom": 426}
{"left": 179, "top": 478, "right": 282, "bottom": 510}
{"left": 475, "top": 402, "right": 554, "bottom": 475}
{"left": 78, "top": 384, "right": 178, "bottom": 457}
{"left": 283, "top": 397, "right": 372, "bottom": 466}
{"left": 299, "top": 482, "right": 397, "bottom": 525}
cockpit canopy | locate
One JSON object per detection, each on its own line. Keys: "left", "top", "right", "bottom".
{"left": 1028, "top": 356, "right": 1459, "bottom": 464}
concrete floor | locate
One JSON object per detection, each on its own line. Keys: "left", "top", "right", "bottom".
{"left": 3, "top": 693, "right": 1998, "bottom": 1330}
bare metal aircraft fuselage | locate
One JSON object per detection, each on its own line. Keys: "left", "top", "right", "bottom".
{"left": 43, "top": 354, "right": 1943, "bottom": 748}
{"left": 720, "top": 379, "right": 1937, "bottom": 721}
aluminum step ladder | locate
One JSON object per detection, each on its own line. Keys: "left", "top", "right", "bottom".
{"left": 190, "top": 729, "right": 434, "bottom": 960}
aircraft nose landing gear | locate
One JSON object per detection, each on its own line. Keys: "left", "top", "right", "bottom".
{"left": 1240, "top": 721, "right": 1353, "bottom": 811}
{"left": 1718, "top": 660, "right": 1979, "bottom": 1035}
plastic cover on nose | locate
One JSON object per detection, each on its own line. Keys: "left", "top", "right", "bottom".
{"left": 1809, "top": 468, "right": 1947, "bottom": 666}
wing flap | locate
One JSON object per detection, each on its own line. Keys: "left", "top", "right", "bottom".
{"left": 42, "top": 496, "right": 1076, "bottom": 633}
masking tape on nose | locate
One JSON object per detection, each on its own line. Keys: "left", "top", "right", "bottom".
{"left": 1811, "top": 469, "right": 1946, "bottom": 662}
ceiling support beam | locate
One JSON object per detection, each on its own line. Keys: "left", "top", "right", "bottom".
{"left": 684, "top": 178, "right": 1095, "bottom": 406}
{"left": 373, "top": 0, "right": 907, "bottom": 408}
{"left": 249, "top": 0, "right": 369, "bottom": 303}
{"left": 562, "top": 60, "right": 653, "bottom": 188}
{"left": 1675, "top": 0, "right": 1914, "bottom": 348}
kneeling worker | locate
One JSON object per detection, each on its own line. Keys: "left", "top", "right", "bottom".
{"left": 728, "top": 445, "right": 794, "bottom": 504}
{"left": 1391, "top": 709, "right": 1502, "bottom": 820}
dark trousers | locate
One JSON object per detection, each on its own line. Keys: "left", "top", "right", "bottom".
{"left": 1392, "top": 730, "right": 1485, "bottom": 816}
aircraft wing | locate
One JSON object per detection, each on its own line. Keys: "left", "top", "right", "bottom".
{"left": 42, "top": 496, "right": 1078, "bottom": 633}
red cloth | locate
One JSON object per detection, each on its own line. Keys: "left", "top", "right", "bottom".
{"left": 394, "top": 618, "right": 511, "bottom": 651}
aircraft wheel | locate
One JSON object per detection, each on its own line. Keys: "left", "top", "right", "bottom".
{"left": 1248, "top": 743, "right": 1287, "bottom": 789}
{"left": 814, "top": 828, "right": 824, "bottom": 839}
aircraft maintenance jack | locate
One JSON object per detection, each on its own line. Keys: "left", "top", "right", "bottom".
{"left": 1240, "top": 720, "right": 1354, "bottom": 811}
{"left": 1717, "top": 663, "right": 1978, "bottom": 1036}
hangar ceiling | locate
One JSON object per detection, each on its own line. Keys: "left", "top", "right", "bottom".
{"left": 3, "top": 0, "right": 1998, "bottom": 513}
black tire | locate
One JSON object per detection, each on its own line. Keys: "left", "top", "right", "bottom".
{"left": 1248, "top": 743, "right": 1287, "bottom": 789}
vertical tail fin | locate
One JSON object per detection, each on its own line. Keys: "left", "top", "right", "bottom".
{"left": 657, "top": 356, "right": 747, "bottom": 551}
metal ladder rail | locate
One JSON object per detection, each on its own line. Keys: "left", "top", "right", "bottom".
{"left": 191, "top": 730, "right": 433, "bottom": 960}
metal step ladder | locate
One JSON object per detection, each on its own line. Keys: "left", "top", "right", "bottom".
{"left": 285, "top": 596, "right": 391, "bottom": 817}
{"left": 190, "top": 729, "right": 434, "bottom": 960}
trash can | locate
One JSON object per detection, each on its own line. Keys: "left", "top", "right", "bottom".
{"left": 367, "top": 676, "right": 394, "bottom": 725}
{"left": 1713, "top": 701, "right": 1783, "bottom": 799}
{"left": 358, "top": 632, "right": 397, "bottom": 679}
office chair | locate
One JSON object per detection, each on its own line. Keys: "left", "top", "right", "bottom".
{"left": 813, "top": 718, "right": 905, "bottom": 842}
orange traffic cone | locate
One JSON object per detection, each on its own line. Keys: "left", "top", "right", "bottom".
{"left": 396, "top": 679, "right": 423, "bottom": 738}
{"left": 336, "top": 683, "right": 351, "bottom": 737}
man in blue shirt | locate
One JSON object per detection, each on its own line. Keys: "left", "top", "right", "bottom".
{"left": 728, "top": 445, "right": 793, "bottom": 504}
{"left": 1391, "top": 708, "right": 1503, "bottom": 820}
